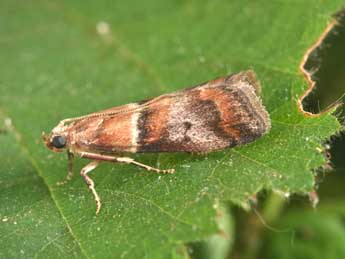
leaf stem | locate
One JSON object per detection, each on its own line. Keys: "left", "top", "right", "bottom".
{"left": 261, "top": 192, "right": 286, "bottom": 224}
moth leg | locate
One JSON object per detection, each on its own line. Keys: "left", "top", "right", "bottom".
{"left": 80, "top": 160, "right": 102, "bottom": 214}
{"left": 57, "top": 151, "right": 75, "bottom": 186}
{"left": 116, "top": 157, "right": 175, "bottom": 174}
{"left": 79, "top": 151, "right": 175, "bottom": 174}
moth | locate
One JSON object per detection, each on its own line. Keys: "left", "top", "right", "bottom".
{"left": 42, "top": 70, "right": 271, "bottom": 214}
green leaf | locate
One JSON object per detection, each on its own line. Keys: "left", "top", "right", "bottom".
{"left": 0, "top": 1, "right": 342, "bottom": 258}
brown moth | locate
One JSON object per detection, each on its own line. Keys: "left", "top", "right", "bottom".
{"left": 42, "top": 70, "right": 271, "bottom": 214}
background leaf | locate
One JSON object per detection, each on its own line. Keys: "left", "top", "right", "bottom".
{"left": 0, "top": 1, "right": 343, "bottom": 258}
{"left": 263, "top": 202, "right": 345, "bottom": 259}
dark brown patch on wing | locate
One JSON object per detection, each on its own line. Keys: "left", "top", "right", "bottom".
{"left": 199, "top": 87, "right": 242, "bottom": 141}
{"left": 137, "top": 97, "right": 173, "bottom": 146}
{"left": 228, "top": 85, "right": 270, "bottom": 143}
{"left": 199, "top": 80, "right": 270, "bottom": 146}
{"left": 137, "top": 91, "right": 235, "bottom": 153}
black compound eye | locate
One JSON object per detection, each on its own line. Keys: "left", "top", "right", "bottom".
{"left": 52, "top": 135, "right": 66, "bottom": 149}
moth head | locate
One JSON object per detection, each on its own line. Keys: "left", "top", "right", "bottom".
{"left": 42, "top": 123, "right": 70, "bottom": 152}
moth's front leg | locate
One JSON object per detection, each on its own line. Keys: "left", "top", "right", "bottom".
{"left": 80, "top": 160, "right": 102, "bottom": 214}
{"left": 57, "top": 151, "right": 75, "bottom": 186}
{"left": 78, "top": 151, "right": 175, "bottom": 174}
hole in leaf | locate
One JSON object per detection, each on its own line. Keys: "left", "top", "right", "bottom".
{"left": 302, "top": 10, "right": 345, "bottom": 114}
{"left": 302, "top": 9, "right": 345, "bottom": 198}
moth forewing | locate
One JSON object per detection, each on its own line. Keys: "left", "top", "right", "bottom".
{"left": 43, "top": 70, "right": 270, "bottom": 214}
